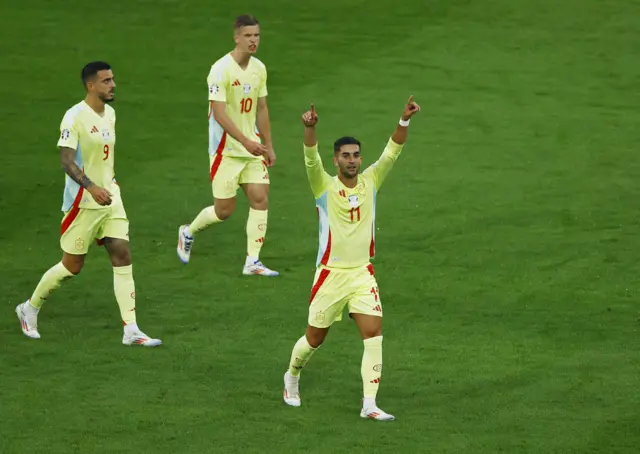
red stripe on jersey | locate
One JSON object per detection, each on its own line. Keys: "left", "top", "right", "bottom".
{"left": 369, "top": 234, "right": 375, "bottom": 258}
{"left": 367, "top": 264, "right": 375, "bottom": 276}
{"left": 320, "top": 229, "right": 332, "bottom": 266}
{"left": 309, "top": 268, "right": 331, "bottom": 304}
{"left": 60, "top": 187, "right": 84, "bottom": 236}
{"left": 209, "top": 132, "right": 227, "bottom": 181}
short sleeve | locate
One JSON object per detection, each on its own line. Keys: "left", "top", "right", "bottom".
{"left": 207, "top": 63, "right": 228, "bottom": 102}
{"left": 259, "top": 65, "right": 268, "bottom": 98}
{"left": 57, "top": 111, "right": 79, "bottom": 150}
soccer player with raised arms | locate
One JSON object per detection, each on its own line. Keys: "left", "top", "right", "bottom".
{"left": 177, "top": 15, "right": 278, "bottom": 276}
{"left": 16, "top": 62, "right": 162, "bottom": 347}
{"left": 282, "top": 97, "right": 421, "bottom": 420}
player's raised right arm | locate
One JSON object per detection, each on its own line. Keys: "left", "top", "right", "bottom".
{"left": 302, "top": 104, "right": 331, "bottom": 197}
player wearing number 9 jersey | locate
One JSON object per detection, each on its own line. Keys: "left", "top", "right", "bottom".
{"left": 15, "top": 61, "right": 161, "bottom": 347}
{"left": 282, "top": 97, "right": 421, "bottom": 421}
{"left": 177, "top": 14, "right": 279, "bottom": 277}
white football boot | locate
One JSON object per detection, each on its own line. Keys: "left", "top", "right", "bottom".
{"left": 16, "top": 300, "right": 41, "bottom": 339}
{"left": 283, "top": 371, "right": 301, "bottom": 407}
{"left": 177, "top": 225, "right": 194, "bottom": 264}
{"left": 243, "top": 259, "right": 279, "bottom": 277}
{"left": 122, "top": 324, "right": 162, "bottom": 347}
{"left": 360, "top": 400, "right": 396, "bottom": 421}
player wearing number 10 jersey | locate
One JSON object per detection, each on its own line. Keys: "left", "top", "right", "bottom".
{"left": 15, "top": 61, "right": 161, "bottom": 347}
{"left": 282, "top": 97, "right": 421, "bottom": 421}
{"left": 177, "top": 14, "right": 279, "bottom": 277}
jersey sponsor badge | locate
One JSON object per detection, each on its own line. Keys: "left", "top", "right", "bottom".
{"left": 61, "top": 128, "right": 70, "bottom": 140}
{"left": 243, "top": 83, "right": 251, "bottom": 94}
{"left": 348, "top": 194, "right": 359, "bottom": 208}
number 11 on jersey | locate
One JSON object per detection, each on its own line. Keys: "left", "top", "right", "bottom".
{"left": 349, "top": 206, "right": 361, "bottom": 222}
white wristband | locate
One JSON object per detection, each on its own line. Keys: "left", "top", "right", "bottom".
{"left": 399, "top": 117, "right": 410, "bottom": 127}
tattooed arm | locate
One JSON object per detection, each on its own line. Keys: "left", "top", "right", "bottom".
{"left": 60, "top": 147, "right": 93, "bottom": 188}
{"left": 60, "top": 147, "right": 112, "bottom": 205}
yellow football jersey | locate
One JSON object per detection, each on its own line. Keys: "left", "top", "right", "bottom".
{"left": 207, "top": 54, "right": 268, "bottom": 159}
{"left": 304, "top": 138, "right": 404, "bottom": 269}
{"left": 57, "top": 101, "right": 121, "bottom": 211}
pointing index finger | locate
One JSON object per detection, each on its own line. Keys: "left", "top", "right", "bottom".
{"left": 310, "top": 103, "right": 315, "bottom": 114}
{"left": 407, "top": 95, "right": 414, "bottom": 104}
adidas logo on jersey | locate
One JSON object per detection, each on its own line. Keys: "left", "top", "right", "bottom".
{"left": 90, "top": 126, "right": 98, "bottom": 134}
{"left": 232, "top": 79, "right": 241, "bottom": 86}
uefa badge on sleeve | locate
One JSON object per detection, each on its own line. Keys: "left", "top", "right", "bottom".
{"left": 61, "top": 128, "right": 70, "bottom": 140}
{"left": 209, "top": 84, "right": 219, "bottom": 95}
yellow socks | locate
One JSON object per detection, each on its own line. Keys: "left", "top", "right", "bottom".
{"left": 29, "top": 262, "right": 75, "bottom": 309}
{"left": 288, "top": 335, "right": 318, "bottom": 377}
{"left": 246, "top": 208, "right": 268, "bottom": 261}
{"left": 361, "top": 335, "right": 383, "bottom": 399}
{"left": 189, "top": 206, "right": 222, "bottom": 235}
{"left": 113, "top": 265, "right": 136, "bottom": 325}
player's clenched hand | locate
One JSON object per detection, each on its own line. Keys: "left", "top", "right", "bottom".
{"left": 302, "top": 103, "right": 318, "bottom": 127}
{"left": 244, "top": 139, "right": 268, "bottom": 156}
{"left": 87, "top": 185, "right": 112, "bottom": 206}
{"left": 264, "top": 148, "right": 277, "bottom": 167}
{"left": 402, "top": 95, "right": 421, "bottom": 120}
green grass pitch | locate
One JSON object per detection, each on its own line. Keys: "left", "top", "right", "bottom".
{"left": 1, "top": 0, "right": 639, "bottom": 452}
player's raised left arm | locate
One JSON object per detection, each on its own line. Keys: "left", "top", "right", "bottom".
{"left": 391, "top": 95, "right": 420, "bottom": 145}
{"left": 257, "top": 96, "right": 275, "bottom": 166}
{"left": 367, "top": 96, "right": 421, "bottom": 189}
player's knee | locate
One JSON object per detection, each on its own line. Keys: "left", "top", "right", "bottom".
{"left": 362, "top": 327, "right": 382, "bottom": 340}
{"left": 110, "top": 251, "right": 131, "bottom": 267}
{"left": 102, "top": 238, "right": 132, "bottom": 266}
{"left": 248, "top": 190, "right": 268, "bottom": 210}
{"left": 61, "top": 255, "right": 84, "bottom": 275}
{"left": 305, "top": 326, "right": 328, "bottom": 348}
{"left": 250, "top": 196, "right": 268, "bottom": 211}
{"left": 214, "top": 201, "right": 235, "bottom": 220}
{"left": 108, "top": 245, "right": 131, "bottom": 267}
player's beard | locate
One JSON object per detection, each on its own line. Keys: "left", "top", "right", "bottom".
{"left": 341, "top": 164, "right": 359, "bottom": 178}
{"left": 100, "top": 92, "right": 115, "bottom": 103}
